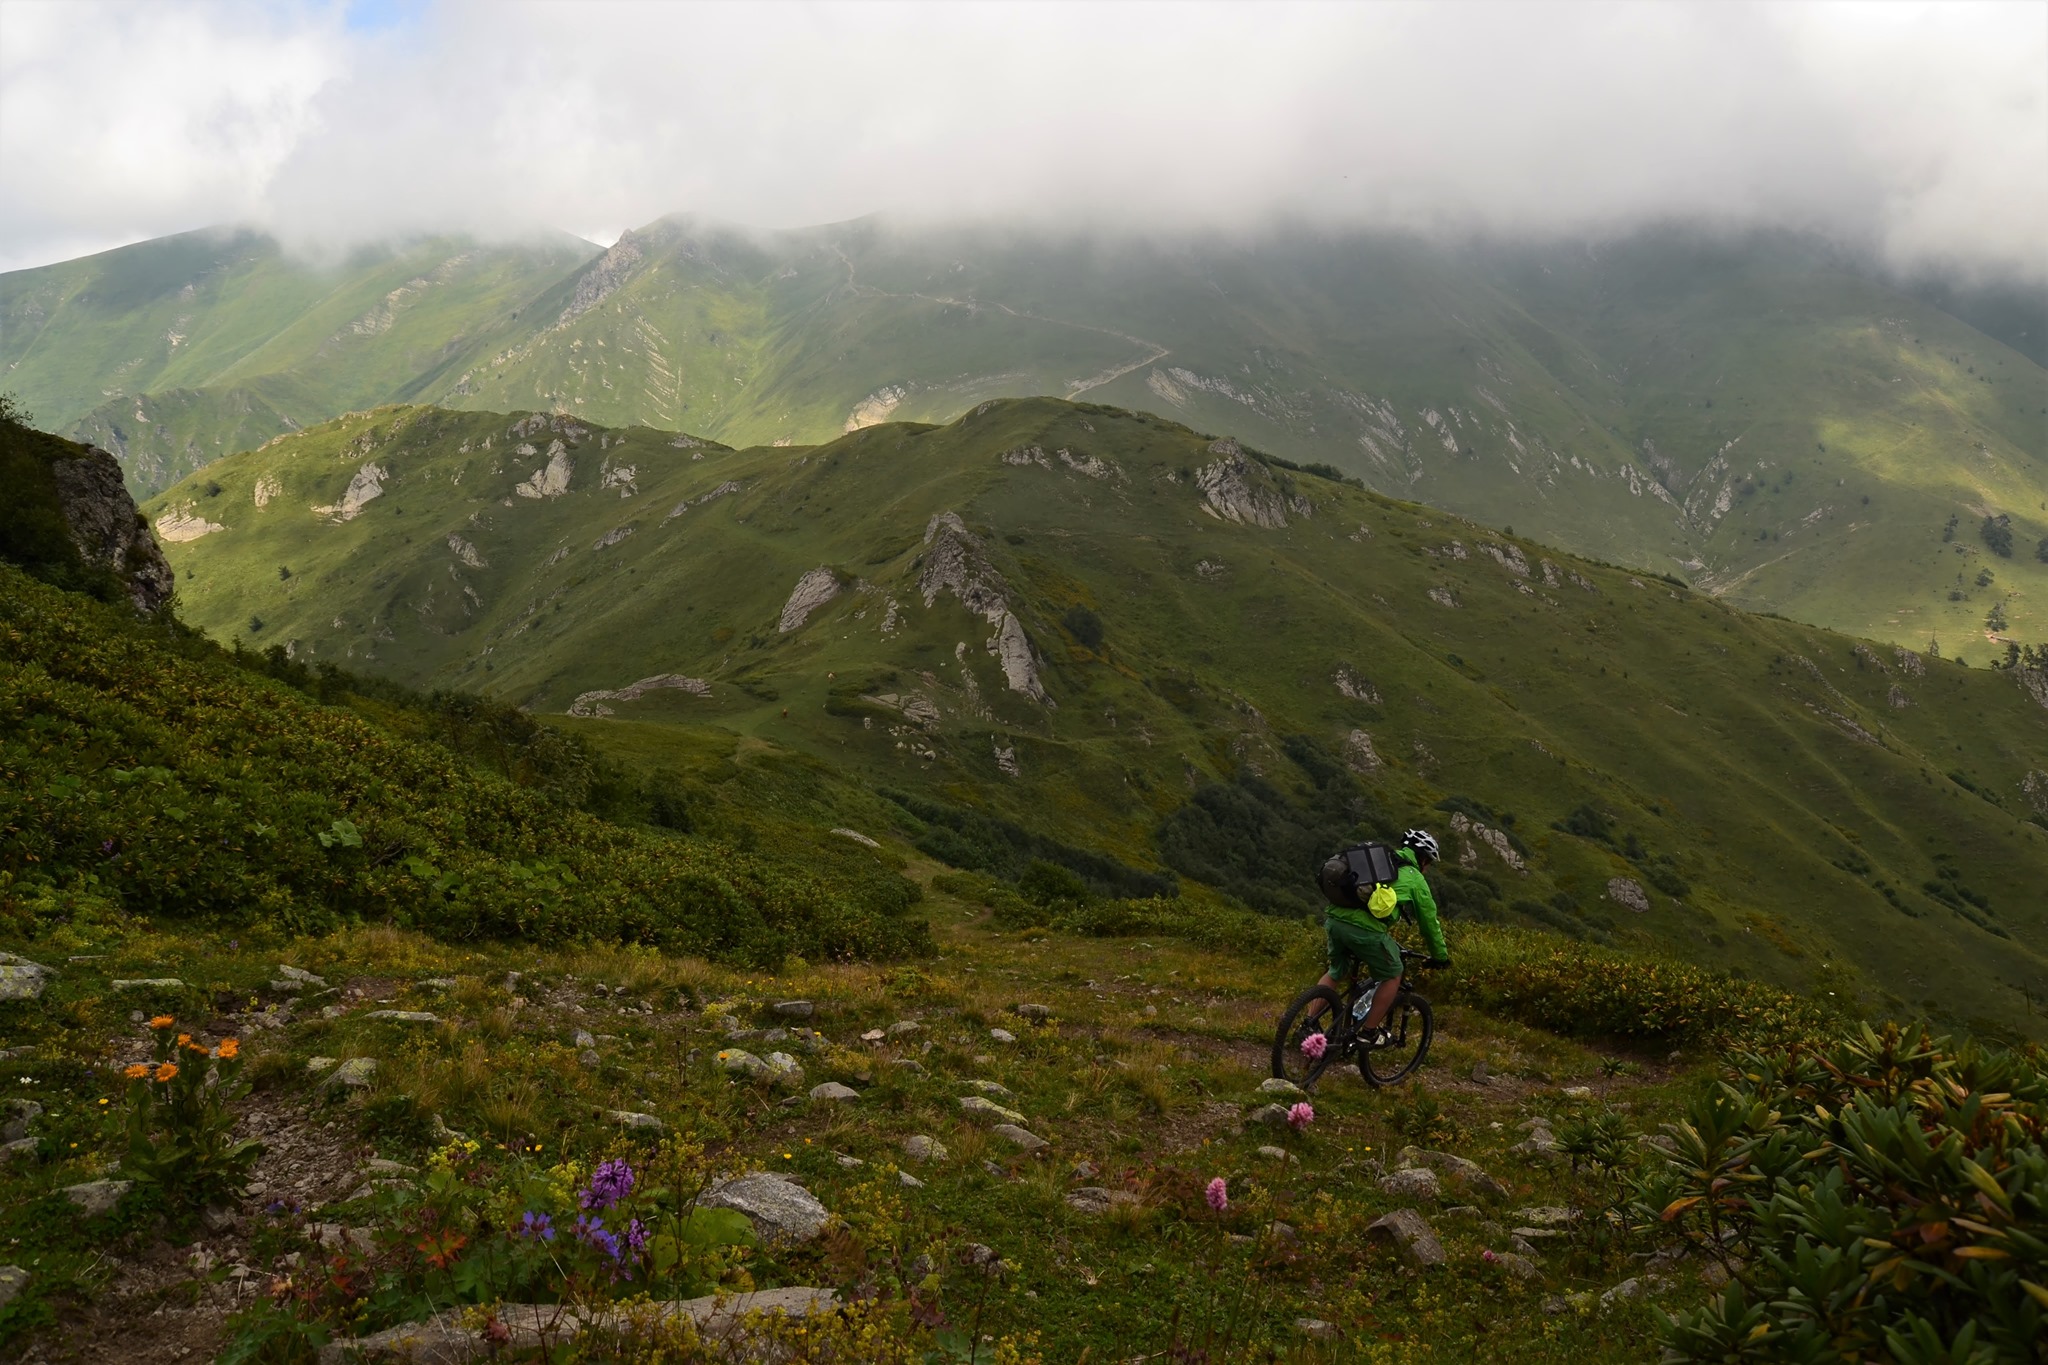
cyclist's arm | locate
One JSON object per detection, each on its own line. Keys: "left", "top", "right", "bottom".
{"left": 1404, "top": 869, "right": 1450, "bottom": 961}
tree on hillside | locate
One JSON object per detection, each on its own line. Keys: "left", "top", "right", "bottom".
{"left": 1980, "top": 513, "right": 2013, "bottom": 557}
{"left": 2036, "top": 535, "right": 2048, "bottom": 564}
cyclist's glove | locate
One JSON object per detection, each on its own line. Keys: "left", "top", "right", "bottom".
{"left": 1425, "top": 957, "right": 1453, "bottom": 970}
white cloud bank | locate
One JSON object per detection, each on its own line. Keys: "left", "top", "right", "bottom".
{"left": 2, "top": 0, "right": 2043, "bottom": 279}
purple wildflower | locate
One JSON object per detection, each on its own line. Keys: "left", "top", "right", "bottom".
{"left": 573, "top": 1214, "right": 622, "bottom": 1261}
{"left": 517, "top": 1210, "right": 555, "bottom": 1242}
{"left": 581, "top": 1159, "right": 636, "bottom": 1211}
{"left": 625, "top": 1218, "right": 649, "bottom": 1254}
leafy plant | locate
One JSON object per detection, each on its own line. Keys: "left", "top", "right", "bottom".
{"left": 1638, "top": 1022, "right": 2047, "bottom": 1363}
{"left": 118, "top": 1017, "right": 263, "bottom": 1221}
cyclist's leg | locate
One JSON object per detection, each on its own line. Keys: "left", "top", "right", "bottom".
{"left": 1356, "top": 931, "right": 1404, "bottom": 1030}
{"left": 1311, "top": 919, "right": 1362, "bottom": 1021}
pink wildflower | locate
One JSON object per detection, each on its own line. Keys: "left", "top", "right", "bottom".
{"left": 1205, "top": 1177, "right": 1229, "bottom": 1212}
{"left": 1299, "top": 1031, "right": 1327, "bottom": 1060}
{"left": 1287, "top": 1101, "right": 1315, "bottom": 1131}
{"left": 1481, "top": 1249, "right": 1501, "bottom": 1265}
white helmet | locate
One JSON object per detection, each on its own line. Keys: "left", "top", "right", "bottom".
{"left": 1401, "top": 829, "right": 1440, "bottom": 862}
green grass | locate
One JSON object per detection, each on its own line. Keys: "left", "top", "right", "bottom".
{"left": 142, "top": 397, "right": 2048, "bottom": 1036}
{"left": 8, "top": 225, "right": 2041, "bottom": 645}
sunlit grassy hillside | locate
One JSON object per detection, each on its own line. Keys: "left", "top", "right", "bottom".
{"left": 149, "top": 398, "right": 2048, "bottom": 1036}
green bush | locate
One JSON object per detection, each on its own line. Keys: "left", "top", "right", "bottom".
{"left": 0, "top": 566, "right": 930, "bottom": 967}
{"left": 1443, "top": 925, "right": 1835, "bottom": 1048}
{"left": 1639, "top": 1023, "right": 2046, "bottom": 1363}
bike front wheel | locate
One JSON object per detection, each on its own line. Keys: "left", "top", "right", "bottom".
{"left": 1272, "top": 984, "right": 1347, "bottom": 1092}
{"left": 1358, "top": 994, "right": 1433, "bottom": 1087}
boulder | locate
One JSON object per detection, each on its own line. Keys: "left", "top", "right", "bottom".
{"left": 112, "top": 978, "right": 185, "bottom": 991}
{"left": 1255, "top": 1144, "right": 1298, "bottom": 1163}
{"left": 3, "top": 1100, "right": 43, "bottom": 1143}
{"left": 62, "top": 1179, "right": 132, "bottom": 1217}
{"left": 717, "top": 1048, "right": 769, "bottom": 1080}
{"left": 1258, "top": 1077, "right": 1307, "bottom": 1098}
{"left": 1513, "top": 1206, "right": 1580, "bottom": 1227}
{"left": 700, "top": 1174, "right": 830, "bottom": 1244}
{"left": 1367, "top": 1209, "right": 1446, "bottom": 1267}
{"left": 763, "top": 1053, "right": 805, "bottom": 1088}
{"left": 958, "top": 1096, "right": 1026, "bottom": 1124}
{"left": 808, "top": 1082, "right": 859, "bottom": 1102}
{"left": 773, "top": 1000, "right": 815, "bottom": 1019}
{"left": 885, "top": 1021, "right": 922, "bottom": 1039}
{"left": 905, "top": 1129, "right": 950, "bottom": 1162}
{"left": 899, "top": 1171, "right": 924, "bottom": 1189}
{"left": 1492, "top": 1251, "right": 1541, "bottom": 1281}
{"left": 314, "top": 1287, "right": 839, "bottom": 1364}
{"left": 1396, "top": 1146, "right": 1508, "bottom": 1199}
{"left": 0, "top": 954, "right": 54, "bottom": 1003}
{"left": 1065, "top": 1186, "right": 1138, "bottom": 1215}
{"left": 364, "top": 1011, "right": 438, "bottom": 1024}
{"left": 0, "top": 1265, "right": 26, "bottom": 1311}
{"left": 989, "top": 1027, "right": 1018, "bottom": 1044}
{"left": 966, "top": 1079, "right": 1015, "bottom": 1099}
{"left": 0, "top": 1138, "right": 37, "bottom": 1163}
{"left": 1379, "top": 1168, "right": 1441, "bottom": 1201}
{"left": 573, "top": 1029, "right": 598, "bottom": 1049}
{"left": 990, "top": 1124, "right": 1047, "bottom": 1152}
{"left": 1246, "top": 1103, "right": 1292, "bottom": 1129}
{"left": 609, "top": 1110, "right": 666, "bottom": 1132}
{"left": 325, "top": 1058, "right": 377, "bottom": 1089}
{"left": 1297, "top": 1319, "right": 1338, "bottom": 1343}
{"left": 276, "top": 965, "right": 326, "bottom": 987}
{"left": 1014, "top": 1004, "right": 1052, "bottom": 1021}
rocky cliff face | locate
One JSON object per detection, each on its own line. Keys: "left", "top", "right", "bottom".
{"left": 51, "top": 444, "right": 174, "bottom": 612}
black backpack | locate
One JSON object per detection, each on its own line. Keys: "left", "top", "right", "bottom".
{"left": 1318, "top": 842, "right": 1399, "bottom": 910}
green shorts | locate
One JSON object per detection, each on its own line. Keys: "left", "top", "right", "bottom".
{"left": 1326, "top": 915, "right": 1403, "bottom": 983}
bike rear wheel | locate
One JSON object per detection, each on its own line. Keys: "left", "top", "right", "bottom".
{"left": 1272, "top": 985, "right": 1347, "bottom": 1092}
{"left": 1358, "top": 994, "right": 1433, "bottom": 1087}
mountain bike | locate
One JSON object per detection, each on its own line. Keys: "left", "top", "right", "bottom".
{"left": 1270, "top": 948, "right": 1434, "bottom": 1090}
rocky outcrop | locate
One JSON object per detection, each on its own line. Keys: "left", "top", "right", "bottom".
{"left": 1450, "top": 812, "right": 1525, "bottom": 871}
{"left": 1195, "top": 441, "right": 1296, "bottom": 528}
{"left": 51, "top": 445, "right": 174, "bottom": 611}
{"left": 154, "top": 504, "right": 225, "bottom": 543}
{"left": 1606, "top": 877, "right": 1650, "bottom": 913}
{"left": 845, "top": 385, "right": 907, "bottom": 432}
{"left": 557, "top": 233, "right": 645, "bottom": 326}
{"left": 446, "top": 534, "right": 485, "bottom": 568}
{"left": 514, "top": 441, "right": 573, "bottom": 499}
{"left": 919, "top": 513, "right": 1048, "bottom": 703}
{"left": 1343, "top": 729, "right": 1381, "bottom": 774}
{"left": 314, "top": 462, "right": 389, "bottom": 522}
{"left": 567, "top": 674, "right": 710, "bottom": 718}
{"left": 778, "top": 567, "right": 843, "bottom": 632}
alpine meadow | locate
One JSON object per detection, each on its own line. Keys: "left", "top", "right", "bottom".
{"left": 3, "top": 3, "right": 2046, "bottom": 1363}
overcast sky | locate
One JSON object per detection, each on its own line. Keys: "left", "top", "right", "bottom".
{"left": 2, "top": 0, "right": 2043, "bottom": 279}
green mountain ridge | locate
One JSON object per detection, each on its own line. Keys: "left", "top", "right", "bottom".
{"left": 147, "top": 396, "right": 2048, "bottom": 1037}
{"left": 9, "top": 222, "right": 2043, "bottom": 652}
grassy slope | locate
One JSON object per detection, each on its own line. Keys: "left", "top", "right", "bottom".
{"left": 0, "top": 229, "right": 598, "bottom": 495}
{"left": 148, "top": 399, "right": 2048, "bottom": 1036}
{"left": 11, "top": 224, "right": 2041, "bottom": 646}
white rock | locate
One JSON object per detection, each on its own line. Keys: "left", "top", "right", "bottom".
{"left": 365, "top": 1011, "right": 438, "bottom": 1023}
{"left": 809, "top": 1083, "right": 859, "bottom": 1102}
{"left": 958, "top": 1096, "right": 1027, "bottom": 1124}
{"left": 990, "top": 1124, "right": 1047, "bottom": 1151}
{"left": 62, "top": 1179, "right": 132, "bottom": 1216}
{"left": 904, "top": 1135, "right": 948, "bottom": 1163}
{"left": 325, "top": 1058, "right": 377, "bottom": 1088}
{"left": 609, "top": 1110, "right": 666, "bottom": 1132}
{"left": 989, "top": 1028, "right": 1017, "bottom": 1044}
{"left": 700, "top": 1174, "right": 830, "bottom": 1244}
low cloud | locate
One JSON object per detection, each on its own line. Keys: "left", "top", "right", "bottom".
{"left": 3, "top": 0, "right": 2043, "bottom": 280}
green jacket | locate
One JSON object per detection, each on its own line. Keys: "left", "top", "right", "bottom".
{"left": 1327, "top": 847, "right": 1449, "bottom": 961}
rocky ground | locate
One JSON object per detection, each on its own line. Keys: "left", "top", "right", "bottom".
{"left": 0, "top": 879, "right": 1728, "bottom": 1362}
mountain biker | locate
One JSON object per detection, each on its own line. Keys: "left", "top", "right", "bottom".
{"left": 1318, "top": 829, "right": 1453, "bottom": 1044}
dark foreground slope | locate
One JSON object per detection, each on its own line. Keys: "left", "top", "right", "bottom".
{"left": 149, "top": 398, "right": 2048, "bottom": 1035}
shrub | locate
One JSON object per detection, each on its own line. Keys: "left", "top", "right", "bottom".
{"left": 1640, "top": 1023, "right": 2046, "bottom": 1363}
{"left": 0, "top": 567, "right": 931, "bottom": 967}
{"left": 1442, "top": 925, "right": 1835, "bottom": 1048}
{"left": 1981, "top": 515, "right": 2014, "bottom": 558}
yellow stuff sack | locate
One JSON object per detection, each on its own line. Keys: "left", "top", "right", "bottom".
{"left": 1367, "top": 884, "right": 1399, "bottom": 919}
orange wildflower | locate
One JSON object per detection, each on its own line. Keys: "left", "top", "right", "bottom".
{"left": 123, "top": 1063, "right": 149, "bottom": 1080}
{"left": 217, "top": 1038, "right": 240, "bottom": 1060}
{"left": 176, "top": 1033, "right": 192, "bottom": 1047}
{"left": 148, "top": 1016, "right": 174, "bottom": 1030}
{"left": 153, "top": 1062, "right": 179, "bottom": 1082}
